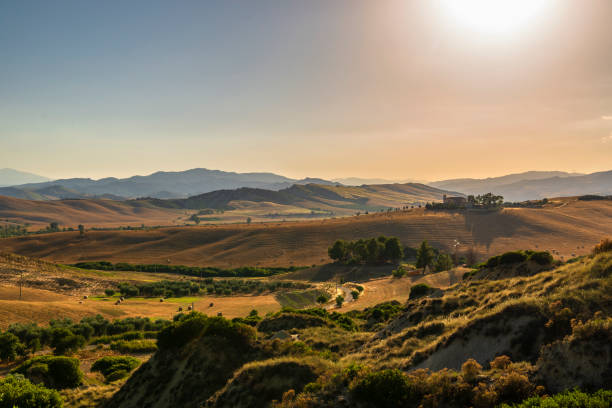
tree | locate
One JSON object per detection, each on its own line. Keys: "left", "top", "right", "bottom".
{"left": 366, "top": 238, "right": 384, "bottom": 264}
{"left": 78, "top": 224, "right": 85, "bottom": 236}
{"left": 351, "top": 290, "right": 360, "bottom": 300}
{"left": 416, "top": 241, "right": 436, "bottom": 271}
{"left": 435, "top": 253, "right": 453, "bottom": 272}
{"left": 336, "top": 295, "right": 344, "bottom": 307}
{"left": 384, "top": 237, "right": 404, "bottom": 263}
{"left": 328, "top": 240, "right": 348, "bottom": 263}
{"left": 0, "top": 332, "right": 23, "bottom": 362}
{"left": 316, "top": 295, "right": 329, "bottom": 305}
{"left": 246, "top": 217, "right": 252, "bottom": 224}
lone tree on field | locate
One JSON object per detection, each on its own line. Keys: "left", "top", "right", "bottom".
{"left": 416, "top": 240, "right": 436, "bottom": 272}
{"left": 246, "top": 217, "right": 252, "bottom": 225}
{"left": 316, "top": 294, "right": 328, "bottom": 305}
{"left": 78, "top": 224, "right": 85, "bottom": 236}
{"left": 336, "top": 295, "right": 344, "bottom": 307}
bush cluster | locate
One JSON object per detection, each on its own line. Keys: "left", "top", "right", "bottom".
{"left": 501, "top": 389, "right": 612, "bottom": 408}
{"left": 13, "top": 356, "right": 82, "bottom": 390}
{"left": 409, "top": 283, "right": 434, "bottom": 299}
{"left": 0, "top": 375, "right": 62, "bottom": 408}
{"left": 0, "top": 315, "right": 170, "bottom": 360}
{"left": 349, "top": 356, "right": 540, "bottom": 408}
{"left": 157, "top": 313, "right": 256, "bottom": 350}
{"left": 347, "top": 301, "right": 403, "bottom": 330}
{"left": 484, "top": 250, "right": 553, "bottom": 268}
{"left": 92, "top": 356, "right": 140, "bottom": 382}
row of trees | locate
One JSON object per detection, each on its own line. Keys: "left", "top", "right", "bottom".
{"left": 112, "top": 279, "right": 310, "bottom": 298}
{"left": 467, "top": 193, "right": 504, "bottom": 208}
{"left": 73, "top": 261, "right": 303, "bottom": 278}
{"left": 328, "top": 236, "right": 404, "bottom": 264}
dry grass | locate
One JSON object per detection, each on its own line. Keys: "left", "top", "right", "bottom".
{"left": 2, "top": 197, "right": 611, "bottom": 268}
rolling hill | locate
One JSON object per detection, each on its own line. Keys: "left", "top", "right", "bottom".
{"left": 429, "top": 170, "right": 612, "bottom": 201}
{"left": 145, "top": 182, "right": 456, "bottom": 213}
{"left": 2, "top": 197, "right": 610, "bottom": 267}
{"left": 0, "top": 195, "right": 186, "bottom": 229}
{"left": 0, "top": 182, "right": 457, "bottom": 229}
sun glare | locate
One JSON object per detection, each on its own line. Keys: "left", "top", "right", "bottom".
{"left": 440, "top": 0, "right": 553, "bottom": 36}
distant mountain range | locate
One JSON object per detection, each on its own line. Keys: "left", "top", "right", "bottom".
{"left": 429, "top": 171, "right": 612, "bottom": 201}
{"left": 0, "top": 169, "right": 340, "bottom": 200}
{"left": 332, "top": 177, "right": 427, "bottom": 186}
{"left": 1, "top": 168, "right": 611, "bottom": 203}
{"left": 0, "top": 169, "right": 50, "bottom": 187}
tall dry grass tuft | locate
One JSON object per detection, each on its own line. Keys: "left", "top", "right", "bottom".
{"left": 592, "top": 238, "right": 612, "bottom": 255}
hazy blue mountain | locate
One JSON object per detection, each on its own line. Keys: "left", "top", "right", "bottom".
{"left": 333, "top": 177, "right": 427, "bottom": 186}
{"left": 0, "top": 168, "right": 337, "bottom": 200}
{"left": 0, "top": 168, "right": 51, "bottom": 187}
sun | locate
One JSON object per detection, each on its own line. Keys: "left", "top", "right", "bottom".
{"left": 439, "top": 0, "right": 553, "bottom": 36}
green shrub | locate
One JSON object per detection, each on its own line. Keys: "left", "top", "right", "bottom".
{"left": 351, "top": 369, "right": 418, "bottom": 408}
{"left": 104, "top": 289, "right": 115, "bottom": 296}
{"left": 92, "top": 356, "right": 140, "bottom": 382}
{"left": 110, "top": 340, "right": 157, "bottom": 353}
{"left": 485, "top": 255, "right": 501, "bottom": 268}
{"left": 499, "top": 251, "right": 528, "bottom": 265}
{"left": 528, "top": 251, "right": 554, "bottom": 266}
{"left": 392, "top": 265, "right": 407, "bottom": 278}
{"left": 14, "top": 355, "right": 82, "bottom": 390}
{"left": 501, "top": 389, "right": 612, "bottom": 408}
{"left": 409, "top": 283, "right": 433, "bottom": 299}
{"left": 157, "top": 313, "right": 255, "bottom": 350}
{"left": 0, "top": 375, "right": 62, "bottom": 408}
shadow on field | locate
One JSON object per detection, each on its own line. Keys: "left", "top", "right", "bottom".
{"left": 279, "top": 263, "right": 395, "bottom": 283}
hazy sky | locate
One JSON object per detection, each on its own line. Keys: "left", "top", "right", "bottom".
{"left": 1, "top": 0, "right": 612, "bottom": 181}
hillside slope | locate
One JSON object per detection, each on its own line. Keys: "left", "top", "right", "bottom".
{"left": 147, "top": 182, "right": 456, "bottom": 213}
{"left": 0, "top": 195, "right": 185, "bottom": 229}
{"left": 2, "top": 198, "right": 611, "bottom": 267}
{"left": 430, "top": 170, "right": 612, "bottom": 201}
{"left": 102, "top": 250, "right": 612, "bottom": 408}
{"left": 0, "top": 182, "right": 456, "bottom": 229}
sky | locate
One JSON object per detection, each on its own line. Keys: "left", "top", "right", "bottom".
{"left": 1, "top": 0, "right": 612, "bottom": 181}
